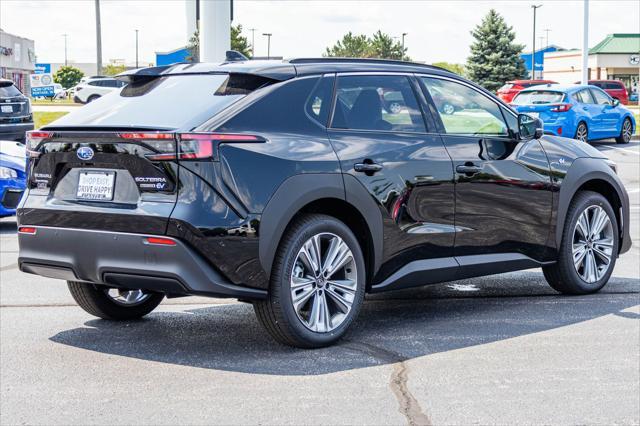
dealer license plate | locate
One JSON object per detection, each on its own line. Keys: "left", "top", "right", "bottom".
{"left": 76, "top": 171, "right": 115, "bottom": 201}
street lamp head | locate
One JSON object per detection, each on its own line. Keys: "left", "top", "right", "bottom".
{"left": 531, "top": 4, "right": 543, "bottom": 8}
{"left": 402, "top": 32, "right": 408, "bottom": 37}
{"left": 262, "top": 33, "right": 272, "bottom": 36}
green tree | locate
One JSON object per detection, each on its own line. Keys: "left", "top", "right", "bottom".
{"left": 231, "top": 24, "right": 252, "bottom": 58}
{"left": 187, "top": 24, "right": 252, "bottom": 62}
{"left": 431, "top": 62, "right": 466, "bottom": 76}
{"left": 53, "top": 66, "right": 84, "bottom": 89}
{"left": 324, "top": 32, "right": 371, "bottom": 58}
{"left": 466, "top": 9, "right": 527, "bottom": 92}
{"left": 103, "top": 64, "right": 126, "bottom": 76}
{"left": 324, "top": 30, "right": 409, "bottom": 60}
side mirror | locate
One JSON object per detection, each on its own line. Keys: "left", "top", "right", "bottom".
{"left": 611, "top": 98, "right": 620, "bottom": 107}
{"left": 518, "top": 114, "right": 543, "bottom": 140}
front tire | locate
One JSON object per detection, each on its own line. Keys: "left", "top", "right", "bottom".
{"left": 543, "top": 191, "right": 618, "bottom": 294}
{"left": 67, "top": 281, "right": 164, "bottom": 320}
{"left": 574, "top": 122, "right": 588, "bottom": 142}
{"left": 616, "top": 118, "right": 632, "bottom": 144}
{"left": 254, "top": 214, "right": 366, "bottom": 348}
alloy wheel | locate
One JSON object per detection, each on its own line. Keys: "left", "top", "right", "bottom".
{"left": 389, "top": 102, "right": 403, "bottom": 114}
{"left": 572, "top": 205, "right": 614, "bottom": 283}
{"left": 290, "top": 233, "right": 357, "bottom": 333}
{"left": 575, "top": 124, "right": 588, "bottom": 142}
{"left": 443, "top": 103, "right": 455, "bottom": 115}
{"left": 622, "top": 119, "right": 632, "bottom": 142}
{"left": 104, "top": 288, "right": 151, "bottom": 306}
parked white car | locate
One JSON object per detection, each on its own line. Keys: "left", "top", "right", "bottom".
{"left": 73, "top": 77, "right": 126, "bottom": 104}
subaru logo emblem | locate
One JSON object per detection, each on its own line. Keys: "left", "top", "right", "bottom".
{"left": 77, "top": 147, "right": 94, "bottom": 161}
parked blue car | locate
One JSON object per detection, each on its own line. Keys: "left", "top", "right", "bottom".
{"left": 0, "top": 140, "right": 26, "bottom": 217}
{"left": 511, "top": 84, "right": 635, "bottom": 144}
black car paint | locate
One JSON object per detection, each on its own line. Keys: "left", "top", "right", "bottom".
{"left": 17, "top": 60, "right": 631, "bottom": 298}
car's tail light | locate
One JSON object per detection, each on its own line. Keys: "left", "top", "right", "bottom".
{"left": 177, "top": 133, "right": 266, "bottom": 161}
{"left": 118, "top": 132, "right": 177, "bottom": 161}
{"left": 550, "top": 103, "right": 572, "bottom": 112}
{"left": 18, "top": 226, "right": 37, "bottom": 235}
{"left": 144, "top": 236, "right": 176, "bottom": 246}
{"left": 26, "top": 130, "right": 54, "bottom": 156}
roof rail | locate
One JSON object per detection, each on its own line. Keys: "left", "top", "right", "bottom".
{"left": 288, "top": 57, "right": 452, "bottom": 73}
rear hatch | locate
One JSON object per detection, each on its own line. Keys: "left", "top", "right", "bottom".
{"left": 21, "top": 131, "right": 180, "bottom": 235}
{"left": 511, "top": 90, "right": 569, "bottom": 123}
{"left": 0, "top": 81, "right": 31, "bottom": 124}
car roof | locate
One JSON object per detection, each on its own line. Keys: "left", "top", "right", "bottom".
{"left": 0, "top": 78, "right": 16, "bottom": 85}
{"left": 116, "top": 58, "right": 456, "bottom": 83}
{"left": 520, "top": 83, "right": 596, "bottom": 93}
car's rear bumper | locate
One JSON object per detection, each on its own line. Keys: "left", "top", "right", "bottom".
{"left": 17, "top": 226, "right": 267, "bottom": 300}
{"left": 0, "top": 122, "right": 33, "bottom": 141}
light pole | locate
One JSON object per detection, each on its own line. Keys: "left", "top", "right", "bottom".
{"left": 249, "top": 28, "right": 256, "bottom": 58}
{"left": 401, "top": 32, "right": 407, "bottom": 60}
{"left": 135, "top": 29, "right": 139, "bottom": 68}
{"left": 95, "top": 0, "right": 102, "bottom": 75}
{"left": 581, "top": 0, "right": 589, "bottom": 84}
{"left": 544, "top": 28, "right": 551, "bottom": 49}
{"left": 62, "top": 34, "right": 68, "bottom": 66}
{"left": 263, "top": 33, "right": 272, "bottom": 59}
{"left": 531, "top": 4, "right": 542, "bottom": 80}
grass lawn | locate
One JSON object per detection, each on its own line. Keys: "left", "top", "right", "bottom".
{"left": 31, "top": 98, "right": 79, "bottom": 106}
{"left": 34, "top": 111, "right": 68, "bottom": 129}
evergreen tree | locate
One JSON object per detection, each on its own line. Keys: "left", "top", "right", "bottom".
{"left": 466, "top": 9, "right": 527, "bottom": 92}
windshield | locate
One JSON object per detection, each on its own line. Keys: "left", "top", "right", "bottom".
{"left": 48, "top": 74, "right": 255, "bottom": 130}
{"left": 512, "top": 90, "right": 565, "bottom": 105}
{"left": 0, "top": 82, "right": 22, "bottom": 98}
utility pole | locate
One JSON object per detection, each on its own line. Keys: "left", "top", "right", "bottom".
{"left": 581, "top": 0, "right": 589, "bottom": 84}
{"left": 531, "top": 4, "right": 542, "bottom": 80}
{"left": 95, "top": 0, "right": 102, "bottom": 75}
{"left": 62, "top": 34, "right": 68, "bottom": 66}
{"left": 401, "top": 32, "right": 408, "bottom": 60}
{"left": 135, "top": 29, "right": 139, "bottom": 68}
{"left": 544, "top": 28, "right": 551, "bottom": 49}
{"left": 263, "top": 33, "right": 272, "bottom": 59}
{"left": 249, "top": 28, "right": 256, "bottom": 58}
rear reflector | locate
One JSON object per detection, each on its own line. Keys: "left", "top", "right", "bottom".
{"left": 18, "top": 226, "right": 37, "bottom": 235}
{"left": 550, "top": 103, "right": 572, "bottom": 112}
{"left": 144, "top": 237, "right": 176, "bottom": 246}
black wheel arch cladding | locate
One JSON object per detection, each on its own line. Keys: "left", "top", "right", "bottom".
{"left": 258, "top": 173, "right": 384, "bottom": 278}
{"left": 556, "top": 157, "right": 630, "bottom": 254}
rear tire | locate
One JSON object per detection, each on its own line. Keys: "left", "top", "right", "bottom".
{"left": 543, "top": 191, "right": 618, "bottom": 295}
{"left": 253, "top": 214, "right": 366, "bottom": 348}
{"left": 615, "top": 118, "right": 632, "bottom": 144}
{"left": 67, "top": 281, "right": 164, "bottom": 320}
{"left": 574, "top": 122, "right": 588, "bottom": 142}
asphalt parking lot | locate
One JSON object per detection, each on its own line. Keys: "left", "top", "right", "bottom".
{"left": 1, "top": 139, "right": 638, "bottom": 425}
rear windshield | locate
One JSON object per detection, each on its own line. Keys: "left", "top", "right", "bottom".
{"left": 512, "top": 90, "right": 565, "bottom": 105}
{"left": 48, "top": 74, "right": 263, "bottom": 130}
{"left": 0, "top": 82, "right": 22, "bottom": 98}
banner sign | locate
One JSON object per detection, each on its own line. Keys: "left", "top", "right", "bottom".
{"left": 30, "top": 73, "right": 55, "bottom": 97}
{"left": 34, "top": 63, "right": 51, "bottom": 74}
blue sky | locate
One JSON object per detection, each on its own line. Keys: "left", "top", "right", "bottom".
{"left": 1, "top": 0, "right": 638, "bottom": 65}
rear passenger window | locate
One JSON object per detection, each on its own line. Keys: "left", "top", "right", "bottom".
{"left": 591, "top": 89, "right": 611, "bottom": 105}
{"left": 305, "top": 75, "right": 334, "bottom": 126}
{"left": 422, "top": 77, "right": 508, "bottom": 136}
{"left": 575, "top": 89, "right": 594, "bottom": 104}
{"left": 331, "top": 75, "right": 425, "bottom": 133}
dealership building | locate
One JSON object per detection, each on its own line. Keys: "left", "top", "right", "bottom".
{"left": 543, "top": 33, "right": 640, "bottom": 96}
{"left": 0, "top": 29, "right": 36, "bottom": 93}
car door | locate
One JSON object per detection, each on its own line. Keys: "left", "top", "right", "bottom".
{"left": 419, "top": 76, "right": 554, "bottom": 263}
{"left": 327, "top": 74, "right": 456, "bottom": 280}
{"left": 590, "top": 88, "right": 619, "bottom": 136}
{"left": 573, "top": 88, "right": 598, "bottom": 134}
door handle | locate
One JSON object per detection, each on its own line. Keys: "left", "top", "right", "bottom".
{"left": 456, "top": 164, "right": 482, "bottom": 175}
{"left": 354, "top": 162, "right": 383, "bottom": 174}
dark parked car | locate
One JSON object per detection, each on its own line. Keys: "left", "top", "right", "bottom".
{"left": 18, "top": 59, "right": 631, "bottom": 348}
{"left": 0, "top": 79, "right": 33, "bottom": 141}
